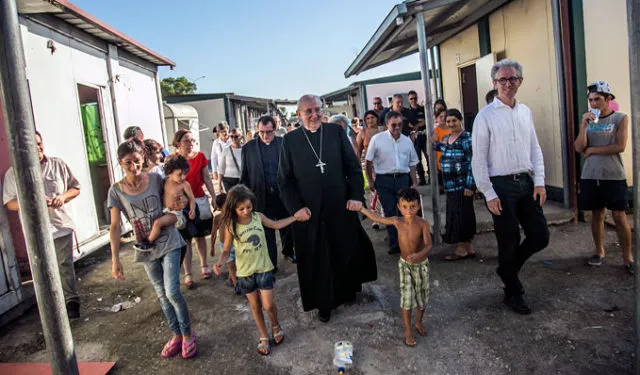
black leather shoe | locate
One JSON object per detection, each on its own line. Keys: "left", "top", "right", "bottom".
{"left": 318, "top": 309, "right": 331, "bottom": 323}
{"left": 66, "top": 301, "right": 80, "bottom": 319}
{"left": 388, "top": 245, "right": 400, "bottom": 255}
{"left": 504, "top": 294, "right": 531, "bottom": 315}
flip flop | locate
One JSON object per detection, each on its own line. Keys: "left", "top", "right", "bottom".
{"left": 181, "top": 334, "right": 197, "bottom": 359}
{"left": 257, "top": 337, "right": 271, "bottom": 355}
{"left": 201, "top": 266, "right": 212, "bottom": 279}
{"left": 272, "top": 324, "right": 285, "bottom": 346}
{"left": 444, "top": 252, "right": 474, "bottom": 261}
{"left": 160, "top": 336, "right": 182, "bottom": 358}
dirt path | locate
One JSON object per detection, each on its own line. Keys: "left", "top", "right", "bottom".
{"left": 0, "top": 222, "right": 634, "bottom": 374}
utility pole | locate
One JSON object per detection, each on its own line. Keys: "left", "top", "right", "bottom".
{"left": 0, "top": 1, "right": 79, "bottom": 374}
{"left": 416, "top": 12, "right": 442, "bottom": 243}
{"left": 627, "top": 1, "right": 640, "bottom": 374}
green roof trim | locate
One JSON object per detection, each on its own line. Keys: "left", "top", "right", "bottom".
{"left": 357, "top": 71, "right": 422, "bottom": 86}
{"left": 164, "top": 93, "right": 232, "bottom": 103}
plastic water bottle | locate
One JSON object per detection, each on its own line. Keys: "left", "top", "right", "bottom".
{"left": 333, "top": 341, "right": 354, "bottom": 374}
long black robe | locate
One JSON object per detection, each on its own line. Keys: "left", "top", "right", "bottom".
{"left": 278, "top": 123, "right": 377, "bottom": 312}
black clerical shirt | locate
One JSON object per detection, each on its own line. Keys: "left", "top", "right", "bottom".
{"left": 259, "top": 139, "right": 279, "bottom": 191}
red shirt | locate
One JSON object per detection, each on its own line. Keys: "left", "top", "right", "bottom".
{"left": 180, "top": 152, "right": 208, "bottom": 197}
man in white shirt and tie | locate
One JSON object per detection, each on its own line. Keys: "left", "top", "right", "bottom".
{"left": 365, "top": 111, "right": 419, "bottom": 254}
{"left": 472, "top": 59, "right": 550, "bottom": 315}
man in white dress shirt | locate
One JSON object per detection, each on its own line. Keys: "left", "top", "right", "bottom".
{"left": 472, "top": 59, "right": 549, "bottom": 315}
{"left": 365, "top": 111, "right": 419, "bottom": 254}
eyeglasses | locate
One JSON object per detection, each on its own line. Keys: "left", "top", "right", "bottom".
{"left": 258, "top": 130, "right": 274, "bottom": 135}
{"left": 181, "top": 138, "right": 196, "bottom": 144}
{"left": 408, "top": 97, "right": 417, "bottom": 101}
{"left": 301, "top": 107, "right": 323, "bottom": 116}
{"left": 494, "top": 76, "right": 522, "bottom": 86}
{"left": 388, "top": 122, "right": 402, "bottom": 128}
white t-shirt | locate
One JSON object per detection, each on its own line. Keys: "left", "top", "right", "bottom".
{"left": 218, "top": 145, "right": 243, "bottom": 179}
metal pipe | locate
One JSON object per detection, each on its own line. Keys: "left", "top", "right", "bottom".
{"left": 154, "top": 70, "right": 169, "bottom": 148}
{"left": 0, "top": 1, "right": 79, "bottom": 374}
{"left": 434, "top": 46, "right": 443, "bottom": 99}
{"left": 428, "top": 47, "right": 439, "bottom": 100}
{"left": 107, "top": 45, "right": 123, "bottom": 142}
{"left": 551, "top": 0, "right": 570, "bottom": 209}
{"left": 626, "top": 1, "right": 640, "bottom": 373}
{"left": 417, "top": 12, "right": 442, "bottom": 244}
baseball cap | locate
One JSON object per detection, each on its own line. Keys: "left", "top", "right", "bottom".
{"left": 587, "top": 81, "right": 615, "bottom": 99}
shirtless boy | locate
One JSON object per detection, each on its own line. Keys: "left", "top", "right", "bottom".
{"left": 153, "top": 155, "right": 196, "bottom": 240}
{"left": 360, "top": 187, "right": 432, "bottom": 346}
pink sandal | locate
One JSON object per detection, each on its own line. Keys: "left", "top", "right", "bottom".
{"left": 182, "top": 334, "right": 197, "bottom": 359}
{"left": 161, "top": 336, "right": 182, "bottom": 358}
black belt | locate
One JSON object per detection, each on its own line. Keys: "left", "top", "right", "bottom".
{"left": 376, "top": 172, "right": 410, "bottom": 178}
{"left": 492, "top": 172, "right": 530, "bottom": 181}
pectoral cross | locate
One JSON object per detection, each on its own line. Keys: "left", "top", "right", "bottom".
{"left": 316, "top": 161, "right": 326, "bottom": 174}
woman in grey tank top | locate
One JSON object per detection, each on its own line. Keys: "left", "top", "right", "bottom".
{"left": 107, "top": 139, "right": 198, "bottom": 358}
{"left": 574, "top": 81, "right": 633, "bottom": 274}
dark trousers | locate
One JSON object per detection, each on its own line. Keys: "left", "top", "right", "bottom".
{"left": 222, "top": 177, "right": 240, "bottom": 192}
{"left": 375, "top": 174, "right": 411, "bottom": 249}
{"left": 414, "top": 134, "right": 429, "bottom": 183}
{"left": 264, "top": 190, "right": 294, "bottom": 267}
{"left": 490, "top": 174, "right": 549, "bottom": 296}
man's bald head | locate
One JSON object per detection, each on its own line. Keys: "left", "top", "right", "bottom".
{"left": 297, "top": 94, "right": 322, "bottom": 110}
{"left": 296, "top": 94, "right": 324, "bottom": 129}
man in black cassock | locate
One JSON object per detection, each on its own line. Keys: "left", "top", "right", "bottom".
{"left": 278, "top": 94, "right": 377, "bottom": 322}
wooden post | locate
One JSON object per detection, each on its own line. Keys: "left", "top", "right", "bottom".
{"left": 0, "top": 1, "right": 79, "bottom": 374}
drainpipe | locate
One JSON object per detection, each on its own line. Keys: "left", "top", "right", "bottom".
{"left": 107, "top": 45, "right": 123, "bottom": 142}
{"left": 551, "top": 0, "right": 571, "bottom": 210}
{"left": 417, "top": 12, "right": 442, "bottom": 244}
{"left": 154, "top": 70, "right": 169, "bottom": 148}
{"left": 0, "top": 1, "right": 79, "bottom": 373}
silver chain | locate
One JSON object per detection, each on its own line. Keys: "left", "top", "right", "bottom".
{"left": 301, "top": 125, "right": 323, "bottom": 165}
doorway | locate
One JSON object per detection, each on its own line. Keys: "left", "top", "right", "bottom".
{"left": 77, "top": 84, "right": 111, "bottom": 228}
{"left": 460, "top": 64, "right": 479, "bottom": 133}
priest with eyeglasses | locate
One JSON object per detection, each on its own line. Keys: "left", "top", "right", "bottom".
{"left": 278, "top": 94, "right": 377, "bottom": 322}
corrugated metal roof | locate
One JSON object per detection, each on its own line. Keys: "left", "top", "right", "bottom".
{"left": 17, "top": 0, "right": 175, "bottom": 67}
{"left": 345, "top": 0, "right": 511, "bottom": 77}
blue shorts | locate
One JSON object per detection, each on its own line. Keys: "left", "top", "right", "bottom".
{"left": 236, "top": 271, "right": 275, "bottom": 295}
{"left": 219, "top": 243, "right": 236, "bottom": 263}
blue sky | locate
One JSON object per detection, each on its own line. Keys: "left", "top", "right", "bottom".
{"left": 72, "top": 0, "right": 420, "bottom": 99}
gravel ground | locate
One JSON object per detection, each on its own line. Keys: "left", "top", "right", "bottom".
{"left": 0, "top": 220, "right": 634, "bottom": 375}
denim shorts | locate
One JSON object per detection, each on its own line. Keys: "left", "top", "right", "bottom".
{"left": 236, "top": 271, "right": 275, "bottom": 295}
{"left": 219, "top": 243, "right": 236, "bottom": 263}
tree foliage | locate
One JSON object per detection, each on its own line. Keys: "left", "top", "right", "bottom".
{"left": 278, "top": 106, "right": 288, "bottom": 119}
{"left": 161, "top": 76, "right": 197, "bottom": 96}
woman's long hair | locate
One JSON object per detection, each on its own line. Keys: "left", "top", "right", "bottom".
{"left": 220, "top": 184, "right": 257, "bottom": 240}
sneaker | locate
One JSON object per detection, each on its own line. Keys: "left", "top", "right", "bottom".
{"left": 66, "top": 301, "right": 80, "bottom": 319}
{"left": 625, "top": 262, "right": 635, "bottom": 275}
{"left": 371, "top": 222, "right": 381, "bottom": 230}
{"left": 587, "top": 255, "right": 604, "bottom": 267}
{"left": 504, "top": 294, "right": 531, "bottom": 315}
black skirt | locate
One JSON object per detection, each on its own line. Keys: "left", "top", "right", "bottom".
{"left": 442, "top": 190, "right": 476, "bottom": 244}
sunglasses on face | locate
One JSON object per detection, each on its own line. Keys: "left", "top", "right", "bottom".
{"left": 230, "top": 134, "right": 241, "bottom": 139}
{"left": 388, "top": 122, "right": 402, "bottom": 128}
{"left": 495, "top": 76, "right": 522, "bottom": 85}
{"left": 409, "top": 97, "right": 417, "bottom": 101}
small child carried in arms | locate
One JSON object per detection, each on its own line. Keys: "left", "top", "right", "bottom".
{"left": 134, "top": 155, "right": 196, "bottom": 251}
{"left": 210, "top": 193, "right": 240, "bottom": 295}
{"left": 360, "top": 187, "right": 432, "bottom": 347}
{"left": 213, "top": 185, "right": 302, "bottom": 356}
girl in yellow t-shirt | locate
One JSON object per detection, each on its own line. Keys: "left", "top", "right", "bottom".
{"left": 213, "top": 185, "right": 300, "bottom": 356}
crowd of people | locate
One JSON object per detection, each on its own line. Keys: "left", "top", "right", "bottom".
{"left": 4, "top": 59, "right": 633, "bottom": 358}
